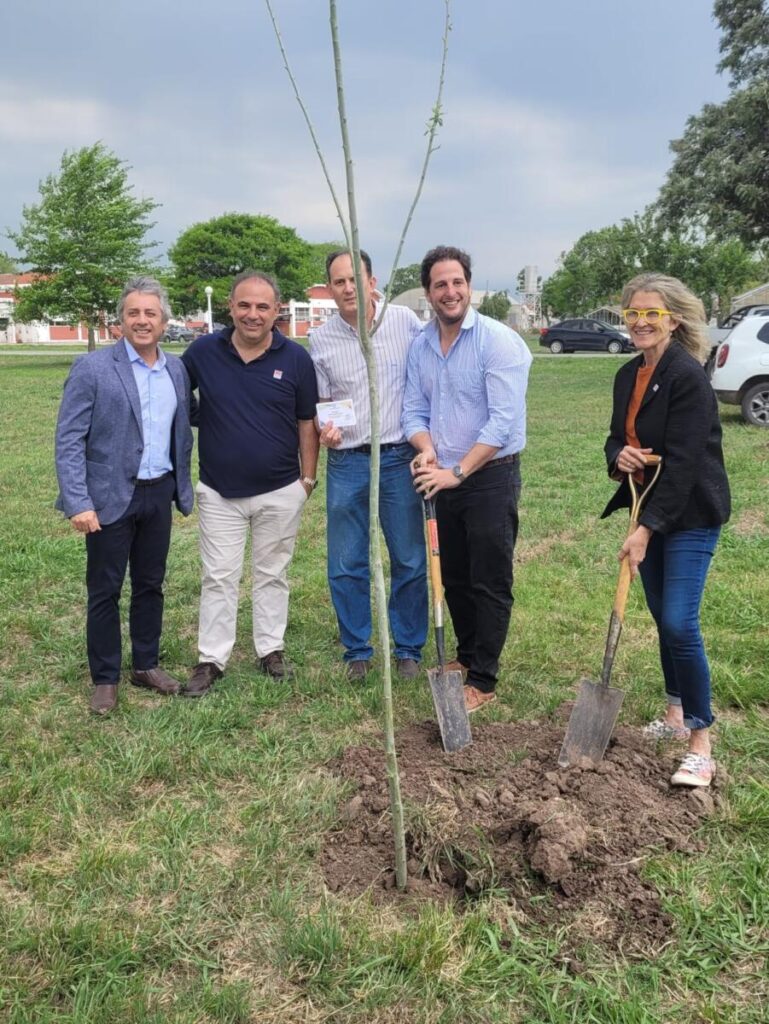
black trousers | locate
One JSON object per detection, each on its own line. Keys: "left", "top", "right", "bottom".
{"left": 84, "top": 474, "right": 175, "bottom": 685}
{"left": 436, "top": 460, "right": 520, "bottom": 693}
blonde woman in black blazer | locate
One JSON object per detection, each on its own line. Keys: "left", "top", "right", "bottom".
{"left": 602, "top": 273, "right": 730, "bottom": 788}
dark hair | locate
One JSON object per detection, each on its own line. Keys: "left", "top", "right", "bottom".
{"left": 420, "top": 246, "right": 472, "bottom": 289}
{"left": 325, "top": 248, "right": 372, "bottom": 280}
{"left": 229, "top": 270, "right": 281, "bottom": 302}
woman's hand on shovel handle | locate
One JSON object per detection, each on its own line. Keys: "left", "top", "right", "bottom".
{"left": 615, "top": 446, "right": 653, "bottom": 474}
{"left": 619, "top": 525, "right": 653, "bottom": 579}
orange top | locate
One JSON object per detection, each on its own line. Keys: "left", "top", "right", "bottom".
{"left": 625, "top": 364, "right": 655, "bottom": 482}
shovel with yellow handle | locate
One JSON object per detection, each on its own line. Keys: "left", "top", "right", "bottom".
{"left": 558, "top": 454, "right": 663, "bottom": 768}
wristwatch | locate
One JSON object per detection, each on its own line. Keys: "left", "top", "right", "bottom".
{"left": 452, "top": 465, "right": 465, "bottom": 482}
{"left": 302, "top": 476, "right": 318, "bottom": 491}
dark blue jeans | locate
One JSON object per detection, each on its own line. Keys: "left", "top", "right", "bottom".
{"left": 638, "top": 526, "right": 720, "bottom": 730}
{"left": 326, "top": 443, "right": 428, "bottom": 663}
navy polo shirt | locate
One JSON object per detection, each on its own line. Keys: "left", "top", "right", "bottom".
{"left": 182, "top": 327, "right": 318, "bottom": 498}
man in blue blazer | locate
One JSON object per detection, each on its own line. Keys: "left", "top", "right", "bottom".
{"left": 55, "top": 276, "right": 194, "bottom": 715}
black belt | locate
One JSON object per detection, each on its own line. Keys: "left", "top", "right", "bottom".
{"left": 348, "top": 442, "right": 409, "bottom": 455}
{"left": 477, "top": 453, "right": 519, "bottom": 471}
{"left": 133, "top": 472, "right": 173, "bottom": 486}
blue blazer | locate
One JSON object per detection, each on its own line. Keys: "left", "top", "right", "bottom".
{"left": 55, "top": 340, "right": 194, "bottom": 525}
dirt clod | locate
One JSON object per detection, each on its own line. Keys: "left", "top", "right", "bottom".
{"left": 321, "top": 716, "right": 717, "bottom": 952}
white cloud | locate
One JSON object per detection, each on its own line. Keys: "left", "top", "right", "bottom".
{"left": 0, "top": 88, "right": 107, "bottom": 144}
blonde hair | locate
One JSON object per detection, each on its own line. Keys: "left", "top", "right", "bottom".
{"left": 622, "top": 273, "right": 711, "bottom": 364}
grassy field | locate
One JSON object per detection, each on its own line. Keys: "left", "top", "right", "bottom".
{"left": 1, "top": 352, "right": 767, "bottom": 1023}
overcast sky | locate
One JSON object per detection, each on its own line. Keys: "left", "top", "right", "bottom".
{"left": 1, "top": 0, "right": 728, "bottom": 291}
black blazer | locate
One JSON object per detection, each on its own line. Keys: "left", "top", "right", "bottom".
{"left": 601, "top": 342, "right": 730, "bottom": 533}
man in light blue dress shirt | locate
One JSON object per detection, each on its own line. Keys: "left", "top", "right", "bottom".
{"left": 402, "top": 246, "right": 532, "bottom": 713}
{"left": 55, "top": 277, "right": 193, "bottom": 715}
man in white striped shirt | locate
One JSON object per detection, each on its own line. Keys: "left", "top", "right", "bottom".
{"left": 403, "top": 245, "right": 533, "bottom": 713}
{"left": 309, "top": 250, "right": 428, "bottom": 681}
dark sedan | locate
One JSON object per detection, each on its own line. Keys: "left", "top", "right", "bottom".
{"left": 539, "top": 319, "right": 634, "bottom": 354}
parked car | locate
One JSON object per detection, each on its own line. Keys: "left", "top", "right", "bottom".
{"left": 165, "top": 324, "right": 195, "bottom": 343}
{"left": 708, "top": 304, "right": 769, "bottom": 349}
{"left": 539, "top": 319, "right": 634, "bottom": 354}
{"left": 710, "top": 314, "right": 769, "bottom": 426}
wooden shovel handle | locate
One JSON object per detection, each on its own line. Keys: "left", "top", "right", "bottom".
{"left": 612, "top": 550, "right": 633, "bottom": 622}
{"left": 426, "top": 516, "right": 444, "bottom": 604}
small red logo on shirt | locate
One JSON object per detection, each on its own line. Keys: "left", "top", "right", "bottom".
{"left": 273, "top": 370, "right": 283, "bottom": 380}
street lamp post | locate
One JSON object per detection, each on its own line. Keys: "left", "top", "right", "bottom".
{"left": 204, "top": 286, "right": 214, "bottom": 333}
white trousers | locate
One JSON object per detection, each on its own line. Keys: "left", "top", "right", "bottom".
{"left": 196, "top": 479, "right": 307, "bottom": 668}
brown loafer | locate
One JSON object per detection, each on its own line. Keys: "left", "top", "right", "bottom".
{"left": 346, "top": 660, "right": 370, "bottom": 681}
{"left": 183, "top": 662, "right": 222, "bottom": 698}
{"left": 131, "top": 667, "right": 182, "bottom": 696}
{"left": 396, "top": 658, "right": 420, "bottom": 679}
{"left": 89, "top": 684, "right": 118, "bottom": 716}
{"left": 259, "top": 651, "right": 295, "bottom": 680}
{"left": 464, "top": 684, "right": 496, "bottom": 713}
{"left": 445, "top": 660, "right": 469, "bottom": 679}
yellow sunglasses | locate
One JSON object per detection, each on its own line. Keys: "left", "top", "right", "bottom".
{"left": 622, "top": 308, "right": 674, "bottom": 325}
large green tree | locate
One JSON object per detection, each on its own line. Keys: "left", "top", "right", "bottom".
{"left": 542, "top": 221, "right": 641, "bottom": 317}
{"left": 306, "top": 240, "right": 346, "bottom": 284}
{"left": 168, "top": 213, "right": 317, "bottom": 320}
{"left": 0, "top": 251, "right": 18, "bottom": 274}
{"left": 542, "top": 211, "right": 763, "bottom": 318}
{"left": 7, "top": 143, "right": 158, "bottom": 350}
{"left": 657, "top": 1, "right": 769, "bottom": 246}
{"left": 386, "top": 263, "right": 422, "bottom": 297}
{"left": 478, "top": 290, "right": 512, "bottom": 322}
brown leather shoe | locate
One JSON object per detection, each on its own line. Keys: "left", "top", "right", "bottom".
{"left": 89, "top": 684, "right": 118, "bottom": 715}
{"left": 131, "top": 667, "right": 182, "bottom": 695}
{"left": 464, "top": 684, "right": 496, "bottom": 713}
{"left": 183, "top": 662, "right": 222, "bottom": 698}
{"left": 445, "top": 660, "right": 469, "bottom": 679}
{"left": 346, "top": 660, "right": 370, "bottom": 681}
{"left": 396, "top": 658, "right": 420, "bottom": 679}
{"left": 259, "top": 651, "right": 295, "bottom": 680}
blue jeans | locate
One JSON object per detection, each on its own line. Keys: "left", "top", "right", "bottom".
{"left": 326, "top": 443, "right": 428, "bottom": 662}
{"left": 638, "top": 527, "right": 720, "bottom": 731}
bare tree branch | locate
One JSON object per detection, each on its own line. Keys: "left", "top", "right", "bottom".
{"left": 263, "top": 0, "right": 352, "bottom": 251}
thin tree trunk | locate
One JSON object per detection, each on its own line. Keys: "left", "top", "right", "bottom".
{"left": 329, "top": 0, "right": 408, "bottom": 891}
{"left": 266, "top": 0, "right": 451, "bottom": 892}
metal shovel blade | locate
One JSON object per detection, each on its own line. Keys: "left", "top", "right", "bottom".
{"left": 427, "top": 667, "right": 472, "bottom": 753}
{"left": 557, "top": 677, "right": 625, "bottom": 768}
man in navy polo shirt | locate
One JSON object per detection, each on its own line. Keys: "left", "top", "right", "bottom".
{"left": 181, "top": 271, "right": 319, "bottom": 694}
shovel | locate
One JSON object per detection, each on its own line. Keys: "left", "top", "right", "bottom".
{"left": 423, "top": 497, "right": 472, "bottom": 753}
{"left": 558, "top": 455, "right": 662, "bottom": 768}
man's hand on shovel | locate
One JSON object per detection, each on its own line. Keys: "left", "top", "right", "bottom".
{"left": 411, "top": 447, "right": 460, "bottom": 501}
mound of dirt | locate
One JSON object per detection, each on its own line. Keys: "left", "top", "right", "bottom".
{"left": 321, "top": 715, "right": 724, "bottom": 952}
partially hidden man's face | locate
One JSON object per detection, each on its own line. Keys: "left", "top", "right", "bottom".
{"left": 229, "top": 278, "right": 280, "bottom": 347}
{"left": 327, "top": 254, "right": 377, "bottom": 322}
{"left": 425, "top": 259, "right": 471, "bottom": 327}
{"left": 121, "top": 292, "right": 167, "bottom": 350}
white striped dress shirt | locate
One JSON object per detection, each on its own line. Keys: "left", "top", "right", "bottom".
{"left": 309, "top": 301, "right": 422, "bottom": 448}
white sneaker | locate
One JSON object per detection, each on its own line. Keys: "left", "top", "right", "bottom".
{"left": 643, "top": 718, "right": 691, "bottom": 741}
{"left": 670, "top": 753, "right": 716, "bottom": 788}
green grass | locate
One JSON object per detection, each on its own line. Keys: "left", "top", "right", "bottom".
{"left": 1, "top": 352, "right": 767, "bottom": 1023}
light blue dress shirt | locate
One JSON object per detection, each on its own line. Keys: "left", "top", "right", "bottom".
{"left": 124, "top": 339, "right": 177, "bottom": 479}
{"left": 401, "top": 307, "right": 533, "bottom": 467}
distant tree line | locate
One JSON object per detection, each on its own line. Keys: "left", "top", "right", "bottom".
{"left": 543, "top": 0, "right": 769, "bottom": 320}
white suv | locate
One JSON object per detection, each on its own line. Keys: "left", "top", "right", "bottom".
{"left": 710, "top": 315, "right": 769, "bottom": 426}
